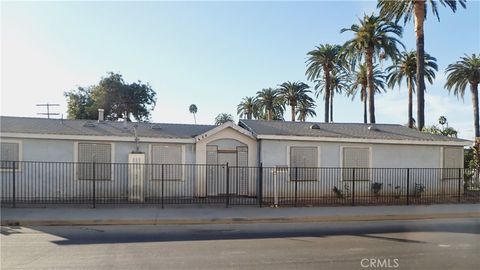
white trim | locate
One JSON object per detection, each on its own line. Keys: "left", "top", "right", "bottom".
{"left": 74, "top": 141, "right": 115, "bottom": 181}
{"left": 257, "top": 134, "right": 470, "bottom": 146}
{"left": 0, "top": 139, "right": 23, "bottom": 172}
{"left": 195, "top": 122, "right": 255, "bottom": 142}
{"left": 1, "top": 132, "right": 194, "bottom": 144}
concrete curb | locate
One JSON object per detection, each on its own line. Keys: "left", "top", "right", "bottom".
{"left": 2, "top": 212, "right": 479, "bottom": 226}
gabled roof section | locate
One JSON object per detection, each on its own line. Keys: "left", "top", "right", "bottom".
{"left": 239, "top": 119, "right": 471, "bottom": 146}
{"left": 0, "top": 116, "right": 216, "bottom": 140}
{"left": 195, "top": 121, "right": 255, "bottom": 142}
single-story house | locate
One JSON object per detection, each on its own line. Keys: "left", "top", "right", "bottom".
{"left": 0, "top": 115, "right": 470, "bottom": 202}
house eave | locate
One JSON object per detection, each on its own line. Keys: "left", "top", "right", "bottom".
{"left": 0, "top": 132, "right": 196, "bottom": 144}
{"left": 256, "top": 134, "right": 471, "bottom": 146}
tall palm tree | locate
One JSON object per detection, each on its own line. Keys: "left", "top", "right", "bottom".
{"left": 256, "top": 88, "right": 283, "bottom": 121}
{"left": 296, "top": 99, "right": 317, "bottom": 122}
{"left": 277, "top": 81, "right": 313, "bottom": 122}
{"left": 315, "top": 68, "right": 350, "bottom": 122}
{"left": 378, "top": 0, "right": 466, "bottom": 131}
{"left": 445, "top": 54, "right": 480, "bottom": 137}
{"left": 214, "top": 113, "right": 234, "bottom": 125}
{"left": 347, "top": 63, "right": 386, "bottom": 123}
{"left": 237, "top": 96, "right": 257, "bottom": 120}
{"left": 341, "top": 13, "right": 404, "bottom": 124}
{"left": 386, "top": 51, "right": 438, "bottom": 128}
{"left": 306, "top": 44, "right": 343, "bottom": 122}
{"left": 189, "top": 104, "right": 198, "bottom": 124}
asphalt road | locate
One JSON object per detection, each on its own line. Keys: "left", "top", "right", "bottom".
{"left": 1, "top": 218, "right": 479, "bottom": 270}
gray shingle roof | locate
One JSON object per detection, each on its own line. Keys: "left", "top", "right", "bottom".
{"left": 0, "top": 116, "right": 216, "bottom": 139}
{"left": 239, "top": 119, "right": 470, "bottom": 143}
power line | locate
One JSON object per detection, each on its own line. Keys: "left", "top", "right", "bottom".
{"left": 36, "top": 103, "right": 60, "bottom": 119}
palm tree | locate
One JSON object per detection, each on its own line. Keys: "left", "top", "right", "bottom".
{"left": 315, "top": 68, "right": 350, "bottom": 122}
{"left": 347, "top": 63, "right": 386, "bottom": 123}
{"left": 189, "top": 104, "right": 198, "bottom": 124}
{"left": 386, "top": 51, "right": 438, "bottom": 128}
{"left": 296, "top": 99, "right": 317, "bottom": 122}
{"left": 445, "top": 54, "right": 480, "bottom": 138}
{"left": 277, "top": 81, "right": 313, "bottom": 122}
{"left": 237, "top": 96, "right": 257, "bottom": 120}
{"left": 341, "top": 13, "right": 404, "bottom": 124}
{"left": 306, "top": 44, "right": 343, "bottom": 122}
{"left": 214, "top": 113, "right": 234, "bottom": 125}
{"left": 255, "top": 88, "right": 283, "bottom": 121}
{"left": 378, "top": 0, "right": 466, "bottom": 131}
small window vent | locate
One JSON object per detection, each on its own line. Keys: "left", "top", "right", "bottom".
{"left": 368, "top": 125, "right": 379, "bottom": 131}
{"left": 310, "top": 124, "right": 321, "bottom": 130}
{"left": 150, "top": 124, "right": 162, "bottom": 130}
{"left": 83, "top": 121, "right": 96, "bottom": 127}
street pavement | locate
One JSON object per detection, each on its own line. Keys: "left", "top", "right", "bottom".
{"left": 1, "top": 218, "right": 479, "bottom": 269}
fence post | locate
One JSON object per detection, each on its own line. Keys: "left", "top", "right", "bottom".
{"left": 161, "top": 164, "right": 165, "bottom": 208}
{"left": 294, "top": 167, "right": 298, "bottom": 207}
{"left": 226, "top": 163, "right": 230, "bottom": 208}
{"left": 12, "top": 161, "right": 16, "bottom": 208}
{"left": 458, "top": 168, "right": 462, "bottom": 203}
{"left": 258, "top": 163, "right": 263, "bottom": 208}
{"left": 406, "top": 168, "right": 410, "bottom": 205}
{"left": 92, "top": 162, "right": 96, "bottom": 209}
{"left": 351, "top": 168, "right": 355, "bottom": 206}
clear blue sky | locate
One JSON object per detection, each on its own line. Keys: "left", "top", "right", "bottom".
{"left": 1, "top": 1, "right": 479, "bottom": 139}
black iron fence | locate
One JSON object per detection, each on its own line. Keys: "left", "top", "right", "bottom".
{"left": 1, "top": 161, "right": 479, "bottom": 208}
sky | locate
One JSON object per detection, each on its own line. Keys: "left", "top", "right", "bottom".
{"left": 1, "top": 1, "right": 479, "bottom": 140}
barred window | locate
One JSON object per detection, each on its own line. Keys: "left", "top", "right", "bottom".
{"left": 342, "top": 147, "right": 370, "bottom": 181}
{"left": 1, "top": 142, "right": 20, "bottom": 170}
{"left": 290, "top": 146, "right": 318, "bottom": 181}
{"left": 151, "top": 144, "right": 183, "bottom": 180}
{"left": 443, "top": 147, "right": 463, "bottom": 180}
{"left": 77, "top": 143, "right": 112, "bottom": 180}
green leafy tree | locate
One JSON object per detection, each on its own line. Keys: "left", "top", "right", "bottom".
{"left": 386, "top": 51, "right": 438, "bottom": 128}
{"left": 189, "top": 104, "right": 198, "bottom": 124}
{"left": 214, "top": 113, "right": 234, "bottom": 125}
{"left": 237, "top": 96, "right": 258, "bottom": 120}
{"left": 341, "top": 13, "right": 404, "bottom": 124}
{"left": 306, "top": 44, "right": 343, "bottom": 122}
{"left": 255, "top": 88, "right": 284, "bottom": 121}
{"left": 347, "top": 63, "right": 386, "bottom": 124}
{"left": 64, "top": 72, "right": 157, "bottom": 121}
{"left": 315, "top": 68, "right": 350, "bottom": 122}
{"left": 378, "top": 0, "right": 466, "bottom": 131}
{"left": 277, "top": 81, "right": 313, "bottom": 122}
{"left": 296, "top": 99, "right": 317, "bottom": 122}
{"left": 423, "top": 116, "right": 458, "bottom": 137}
{"left": 445, "top": 54, "right": 480, "bottom": 138}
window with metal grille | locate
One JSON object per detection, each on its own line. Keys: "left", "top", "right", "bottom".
{"left": 342, "top": 147, "right": 370, "bottom": 181}
{"left": 290, "top": 146, "right": 318, "bottom": 181}
{"left": 0, "top": 142, "right": 20, "bottom": 170}
{"left": 151, "top": 144, "right": 183, "bottom": 180}
{"left": 77, "top": 143, "right": 112, "bottom": 180}
{"left": 443, "top": 147, "right": 463, "bottom": 180}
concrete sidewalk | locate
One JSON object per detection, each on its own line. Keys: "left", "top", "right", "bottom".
{"left": 1, "top": 204, "right": 479, "bottom": 226}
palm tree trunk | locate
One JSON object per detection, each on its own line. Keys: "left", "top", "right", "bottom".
{"left": 407, "top": 78, "right": 413, "bottom": 128}
{"left": 247, "top": 112, "right": 251, "bottom": 120}
{"left": 472, "top": 83, "right": 480, "bottom": 138}
{"left": 267, "top": 109, "right": 273, "bottom": 121}
{"left": 291, "top": 105, "right": 296, "bottom": 122}
{"left": 324, "top": 68, "right": 331, "bottom": 123}
{"left": 330, "top": 92, "right": 334, "bottom": 122}
{"left": 362, "top": 86, "right": 367, "bottom": 124}
{"left": 414, "top": 1, "right": 426, "bottom": 131}
{"left": 193, "top": 113, "right": 197, "bottom": 124}
{"left": 366, "top": 48, "right": 375, "bottom": 124}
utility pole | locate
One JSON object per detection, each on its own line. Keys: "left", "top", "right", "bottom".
{"left": 36, "top": 103, "right": 60, "bottom": 119}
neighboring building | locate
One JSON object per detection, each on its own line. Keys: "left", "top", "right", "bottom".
{"left": 0, "top": 115, "right": 470, "bottom": 201}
